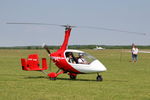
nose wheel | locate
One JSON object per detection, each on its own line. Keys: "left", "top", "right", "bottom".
{"left": 96, "top": 73, "right": 103, "bottom": 81}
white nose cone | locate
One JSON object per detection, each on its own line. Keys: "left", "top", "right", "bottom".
{"left": 90, "top": 60, "right": 107, "bottom": 72}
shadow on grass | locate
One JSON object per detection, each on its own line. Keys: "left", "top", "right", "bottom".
{"left": 104, "top": 79, "right": 128, "bottom": 82}
{"left": 25, "top": 76, "right": 128, "bottom": 82}
{"left": 25, "top": 76, "right": 97, "bottom": 82}
{"left": 0, "top": 74, "right": 128, "bottom": 82}
{"left": 57, "top": 78, "right": 128, "bottom": 82}
{"left": 57, "top": 77, "right": 97, "bottom": 82}
{"left": 0, "top": 74, "right": 28, "bottom": 76}
{"left": 24, "top": 76, "right": 48, "bottom": 79}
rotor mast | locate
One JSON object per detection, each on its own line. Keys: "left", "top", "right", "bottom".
{"left": 58, "top": 25, "right": 72, "bottom": 51}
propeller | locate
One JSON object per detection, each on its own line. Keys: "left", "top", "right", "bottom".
{"left": 42, "top": 43, "right": 51, "bottom": 54}
{"left": 42, "top": 43, "right": 52, "bottom": 71}
{"left": 6, "top": 22, "right": 146, "bottom": 35}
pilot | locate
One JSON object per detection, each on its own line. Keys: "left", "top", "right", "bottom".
{"left": 66, "top": 53, "right": 76, "bottom": 64}
{"left": 78, "top": 53, "right": 88, "bottom": 64}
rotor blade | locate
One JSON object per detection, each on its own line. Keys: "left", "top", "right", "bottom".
{"left": 77, "top": 26, "right": 146, "bottom": 35}
{"left": 6, "top": 22, "right": 76, "bottom": 28}
{"left": 6, "top": 22, "right": 146, "bottom": 35}
{"left": 7, "top": 22, "right": 61, "bottom": 26}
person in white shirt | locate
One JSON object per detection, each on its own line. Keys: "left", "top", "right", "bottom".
{"left": 131, "top": 45, "right": 139, "bottom": 62}
{"left": 78, "top": 53, "right": 89, "bottom": 64}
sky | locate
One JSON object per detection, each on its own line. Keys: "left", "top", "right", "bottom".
{"left": 0, "top": 0, "right": 150, "bottom": 46}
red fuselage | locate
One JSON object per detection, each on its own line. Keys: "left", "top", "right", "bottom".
{"left": 50, "top": 27, "right": 80, "bottom": 73}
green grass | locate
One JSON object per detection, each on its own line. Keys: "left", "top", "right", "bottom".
{"left": 0, "top": 49, "right": 150, "bottom": 100}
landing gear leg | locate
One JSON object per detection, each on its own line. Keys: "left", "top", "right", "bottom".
{"left": 96, "top": 73, "right": 103, "bottom": 81}
{"left": 47, "top": 69, "right": 64, "bottom": 80}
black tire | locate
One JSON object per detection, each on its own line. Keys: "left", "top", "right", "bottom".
{"left": 70, "top": 75, "right": 76, "bottom": 80}
{"left": 96, "top": 75, "right": 103, "bottom": 81}
{"left": 50, "top": 77, "right": 56, "bottom": 80}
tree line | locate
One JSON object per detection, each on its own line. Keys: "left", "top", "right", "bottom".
{"left": 0, "top": 45, "right": 150, "bottom": 49}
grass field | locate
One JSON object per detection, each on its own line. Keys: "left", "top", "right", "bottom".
{"left": 0, "top": 49, "right": 150, "bottom": 100}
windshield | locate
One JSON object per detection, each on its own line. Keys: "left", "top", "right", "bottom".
{"left": 65, "top": 51, "right": 96, "bottom": 64}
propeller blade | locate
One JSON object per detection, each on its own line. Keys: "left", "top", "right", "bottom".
{"left": 42, "top": 43, "right": 51, "bottom": 54}
{"left": 42, "top": 43, "right": 52, "bottom": 71}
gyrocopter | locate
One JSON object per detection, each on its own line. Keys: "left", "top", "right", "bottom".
{"left": 7, "top": 22, "right": 146, "bottom": 81}
{"left": 22, "top": 25, "right": 106, "bottom": 81}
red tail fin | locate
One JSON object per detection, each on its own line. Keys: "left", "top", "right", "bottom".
{"left": 21, "top": 58, "right": 29, "bottom": 70}
{"left": 21, "top": 54, "right": 48, "bottom": 71}
{"left": 42, "top": 58, "right": 48, "bottom": 70}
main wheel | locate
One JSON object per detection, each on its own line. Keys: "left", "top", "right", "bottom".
{"left": 70, "top": 75, "right": 76, "bottom": 80}
{"left": 96, "top": 75, "right": 103, "bottom": 81}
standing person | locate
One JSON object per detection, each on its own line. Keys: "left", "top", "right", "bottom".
{"left": 131, "top": 43, "right": 135, "bottom": 61}
{"left": 131, "top": 44, "right": 139, "bottom": 62}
